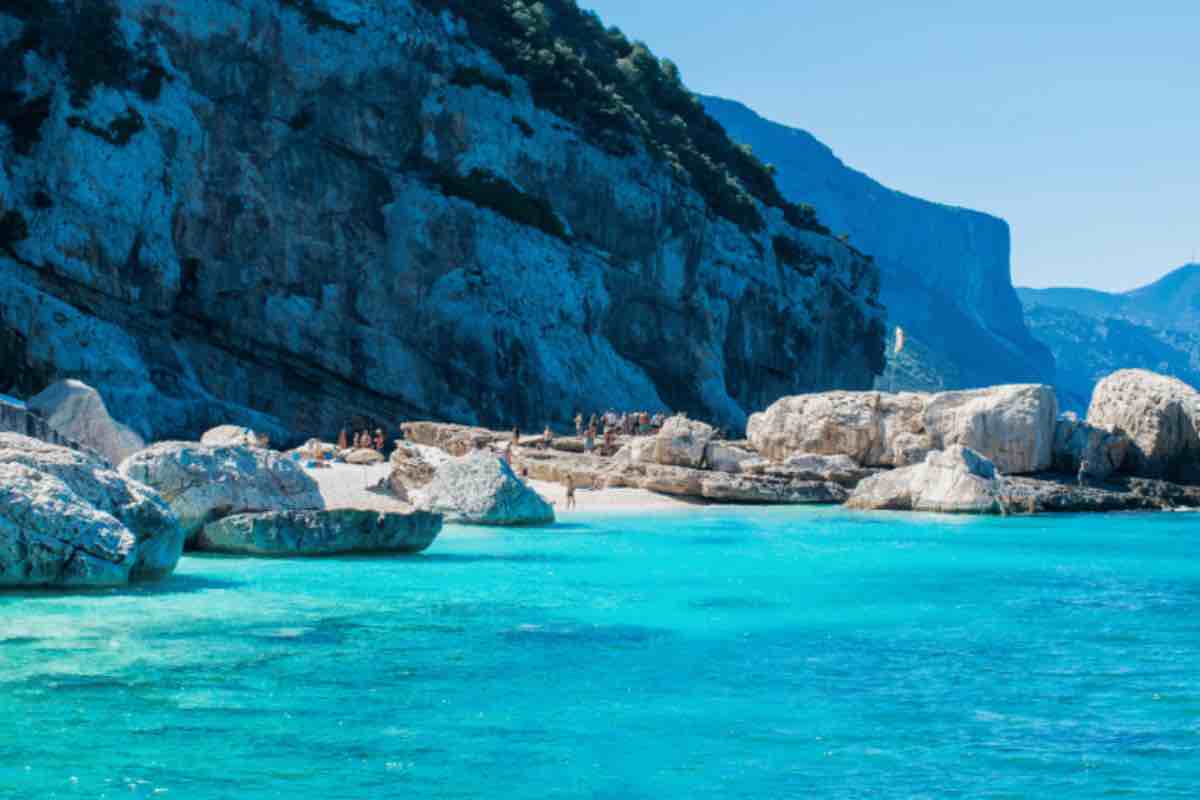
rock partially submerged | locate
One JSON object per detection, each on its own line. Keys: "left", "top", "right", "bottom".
{"left": 0, "top": 434, "right": 183, "bottom": 587}
{"left": 1087, "top": 369, "right": 1200, "bottom": 481}
{"left": 847, "top": 446, "right": 1004, "bottom": 514}
{"left": 748, "top": 385, "right": 1058, "bottom": 474}
{"left": 416, "top": 452, "right": 554, "bottom": 526}
{"left": 196, "top": 509, "right": 442, "bottom": 556}
{"left": 120, "top": 443, "right": 323, "bottom": 544}
{"left": 27, "top": 380, "right": 145, "bottom": 467}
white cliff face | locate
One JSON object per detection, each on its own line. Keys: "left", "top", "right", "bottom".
{"left": 0, "top": 1, "right": 885, "bottom": 443}
{"left": 703, "top": 96, "right": 1055, "bottom": 393}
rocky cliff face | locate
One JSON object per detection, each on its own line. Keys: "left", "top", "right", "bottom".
{"left": 0, "top": 0, "right": 885, "bottom": 443}
{"left": 1019, "top": 265, "right": 1200, "bottom": 413}
{"left": 702, "top": 96, "right": 1055, "bottom": 393}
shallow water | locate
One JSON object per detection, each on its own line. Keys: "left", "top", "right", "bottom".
{"left": 2, "top": 508, "right": 1198, "bottom": 798}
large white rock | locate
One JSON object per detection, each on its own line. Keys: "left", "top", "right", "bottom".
{"left": 0, "top": 434, "right": 183, "bottom": 586}
{"left": 748, "top": 385, "right": 1057, "bottom": 474}
{"left": 27, "top": 380, "right": 145, "bottom": 466}
{"left": 654, "top": 416, "right": 715, "bottom": 468}
{"left": 847, "top": 446, "right": 1005, "bottom": 514}
{"left": 120, "top": 442, "right": 324, "bottom": 544}
{"left": 200, "top": 425, "right": 261, "bottom": 448}
{"left": 746, "top": 391, "right": 926, "bottom": 466}
{"left": 416, "top": 452, "right": 555, "bottom": 526}
{"left": 1087, "top": 369, "right": 1200, "bottom": 480}
{"left": 195, "top": 509, "right": 442, "bottom": 556}
{"left": 923, "top": 384, "right": 1058, "bottom": 474}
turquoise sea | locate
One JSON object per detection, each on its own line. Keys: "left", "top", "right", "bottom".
{"left": 2, "top": 508, "right": 1199, "bottom": 799}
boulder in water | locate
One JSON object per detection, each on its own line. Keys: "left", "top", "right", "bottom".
{"left": 0, "top": 434, "right": 183, "bottom": 586}
{"left": 120, "top": 442, "right": 324, "bottom": 544}
{"left": 415, "top": 452, "right": 555, "bottom": 526}
{"left": 27, "top": 380, "right": 145, "bottom": 466}
{"left": 195, "top": 509, "right": 442, "bottom": 556}
{"left": 1053, "top": 413, "right": 1130, "bottom": 481}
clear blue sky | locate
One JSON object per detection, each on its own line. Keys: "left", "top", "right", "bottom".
{"left": 584, "top": 1, "right": 1199, "bottom": 292}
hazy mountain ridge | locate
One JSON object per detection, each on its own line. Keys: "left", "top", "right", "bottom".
{"left": 1019, "top": 264, "right": 1200, "bottom": 412}
{"left": 702, "top": 95, "right": 1055, "bottom": 393}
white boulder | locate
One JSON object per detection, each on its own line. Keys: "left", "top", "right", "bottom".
{"left": 120, "top": 442, "right": 324, "bottom": 543}
{"left": 200, "top": 425, "right": 261, "bottom": 448}
{"left": 1087, "top": 369, "right": 1200, "bottom": 480}
{"left": 654, "top": 416, "right": 716, "bottom": 468}
{"left": 1053, "top": 413, "right": 1130, "bottom": 481}
{"left": 0, "top": 434, "right": 183, "bottom": 586}
{"left": 415, "top": 452, "right": 554, "bottom": 526}
{"left": 748, "top": 385, "right": 1057, "bottom": 474}
{"left": 847, "top": 446, "right": 1005, "bottom": 514}
{"left": 27, "top": 380, "right": 145, "bottom": 466}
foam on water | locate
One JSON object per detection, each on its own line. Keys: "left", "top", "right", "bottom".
{"left": 2, "top": 507, "right": 1198, "bottom": 798}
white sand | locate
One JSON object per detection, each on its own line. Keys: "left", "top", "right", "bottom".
{"left": 305, "top": 462, "right": 409, "bottom": 512}
{"left": 528, "top": 479, "right": 695, "bottom": 513}
{"left": 301, "top": 463, "right": 691, "bottom": 516}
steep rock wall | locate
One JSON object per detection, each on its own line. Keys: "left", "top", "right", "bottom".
{"left": 0, "top": 1, "right": 884, "bottom": 442}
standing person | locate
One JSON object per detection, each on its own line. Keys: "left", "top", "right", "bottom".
{"left": 504, "top": 440, "right": 514, "bottom": 466}
{"left": 373, "top": 429, "right": 385, "bottom": 452}
{"left": 565, "top": 474, "right": 576, "bottom": 510}
{"left": 584, "top": 424, "right": 595, "bottom": 454}
{"left": 603, "top": 426, "right": 615, "bottom": 457}
{"left": 337, "top": 427, "right": 348, "bottom": 451}
{"left": 1078, "top": 459, "right": 1092, "bottom": 487}
{"left": 589, "top": 413, "right": 599, "bottom": 433}
{"left": 575, "top": 412, "right": 584, "bottom": 437}
{"left": 542, "top": 425, "right": 554, "bottom": 450}
{"left": 512, "top": 426, "right": 520, "bottom": 446}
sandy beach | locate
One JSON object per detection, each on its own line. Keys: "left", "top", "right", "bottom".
{"left": 302, "top": 461, "right": 694, "bottom": 516}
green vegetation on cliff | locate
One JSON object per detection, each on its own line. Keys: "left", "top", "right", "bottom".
{"left": 415, "top": 0, "right": 828, "bottom": 237}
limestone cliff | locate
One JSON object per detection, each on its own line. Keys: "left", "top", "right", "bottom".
{"left": 703, "top": 96, "right": 1055, "bottom": 393}
{"left": 0, "top": 0, "right": 884, "bottom": 442}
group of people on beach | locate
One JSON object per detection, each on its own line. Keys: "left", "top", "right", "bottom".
{"left": 339, "top": 427, "right": 386, "bottom": 452}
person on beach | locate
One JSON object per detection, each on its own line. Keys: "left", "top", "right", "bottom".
{"left": 542, "top": 425, "right": 553, "bottom": 449}
{"left": 565, "top": 474, "right": 576, "bottom": 510}
{"left": 373, "top": 429, "right": 384, "bottom": 452}
{"left": 1078, "top": 459, "right": 1091, "bottom": 487}
{"left": 504, "top": 441, "right": 514, "bottom": 466}
{"left": 338, "top": 428, "right": 348, "bottom": 450}
{"left": 603, "top": 426, "right": 615, "bottom": 456}
{"left": 512, "top": 426, "right": 520, "bottom": 446}
{"left": 584, "top": 425, "right": 595, "bottom": 454}
{"left": 575, "top": 413, "right": 584, "bottom": 436}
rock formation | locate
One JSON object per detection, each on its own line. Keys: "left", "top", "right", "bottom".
{"left": 747, "top": 385, "right": 1057, "bottom": 474}
{"left": 1052, "top": 413, "right": 1129, "bottom": 482}
{"left": 847, "top": 446, "right": 1004, "bottom": 514}
{"left": 653, "top": 417, "right": 716, "bottom": 469}
{"left": 0, "top": 433, "right": 183, "bottom": 586}
{"left": 703, "top": 96, "right": 1055, "bottom": 393}
{"left": 27, "top": 380, "right": 145, "bottom": 466}
{"left": 416, "top": 452, "right": 555, "bottom": 526}
{"left": 200, "top": 426, "right": 261, "bottom": 449}
{"left": 0, "top": 0, "right": 884, "bottom": 444}
{"left": 120, "top": 442, "right": 324, "bottom": 544}
{"left": 195, "top": 509, "right": 441, "bottom": 556}
{"left": 1087, "top": 370, "right": 1200, "bottom": 481}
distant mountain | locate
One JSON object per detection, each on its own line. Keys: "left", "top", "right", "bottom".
{"left": 703, "top": 96, "right": 1055, "bottom": 393}
{"left": 1018, "top": 264, "right": 1200, "bottom": 412}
